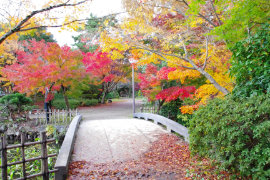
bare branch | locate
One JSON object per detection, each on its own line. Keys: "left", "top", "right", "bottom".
{"left": 140, "top": 2, "right": 186, "bottom": 16}
{"left": 0, "top": 0, "right": 90, "bottom": 45}
{"left": 209, "top": 0, "right": 222, "bottom": 26}
{"left": 178, "top": 0, "right": 217, "bottom": 27}
{"left": 131, "top": 45, "right": 196, "bottom": 70}
{"left": 202, "top": 35, "right": 209, "bottom": 70}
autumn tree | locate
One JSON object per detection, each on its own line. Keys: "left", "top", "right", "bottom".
{"left": 100, "top": 0, "right": 237, "bottom": 112}
{"left": 2, "top": 40, "right": 84, "bottom": 109}
{"left": 82, "top": 49, "right": 130, "bottom": 103}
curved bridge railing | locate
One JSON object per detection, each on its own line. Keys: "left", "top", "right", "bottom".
{"left": 133, "top": 113, "right": 189, "bottom": 142}
{"left": 54, "top": 115, "right": 82, "bottom": 180}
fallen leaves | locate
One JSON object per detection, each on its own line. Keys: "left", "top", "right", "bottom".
{"left": 68, "top": 134, "right": 230, "bottom": 179}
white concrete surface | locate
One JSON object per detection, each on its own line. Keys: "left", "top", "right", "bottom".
{"left": 71, "top": 119, "right": 168, "bottom": 163}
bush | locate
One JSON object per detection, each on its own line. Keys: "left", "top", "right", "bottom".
{"left": 189, "top": 94, "right": 270, "bottom": 179}
{"left": 81, "top": 99, "right": 98, "bottom": 106}
{"left": 0, "top": 93, "right": 33, "bottom": 121}
{"left": 106, "top": 91, "right": 120, "bottom": 99}
{"left": 52, "top": 99, "right": 80, "bottom": 109}
{"left": 230, "top": 23, "right": 270, "bottom": 98}
{"left": 159, "top": 100, "right": 186, "bottom": 125}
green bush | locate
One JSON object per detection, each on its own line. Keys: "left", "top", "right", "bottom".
{"left": 189, "top": 94, "right": 270, "bottom": 179}
{"left": 52, "top": 99, "right": 80, "bottom": 109}
{"left": 159, "top": 100, "right": 186, "bottom": 125}
{"left": 106, "top": 91, "right": 120, "bottom": 99}
{"left": 81, "top": 99, "right": 98, "bottom": 106}
{"left": 0, "top": 93, "right": 33, "bottom": 121}
{"left": 230, "top": 23, "right": 270, "bottom": 98}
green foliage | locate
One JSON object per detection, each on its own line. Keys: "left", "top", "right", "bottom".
{"left": 212, "top": 0, "right": 270, "bottom": 46}
{"left": 0, "top": 142, "right": 57, "bottom": 179}
{"left": 81, "top": 84, "right": 102, "bottom": 100}
{"left": 0, "top": 93, "right": 33, "bottom": 121}
{"left": 73, "top": 14, "right": 117, "bottom": 53}
{"left": 189, "top": 94, "right": 270, "bottom": 179}
{"left": 230, "top": 23, "right": 270, "bottom": 98}
{"left": 106, "top": 91, "right": 120, "bottom": 99}
{"left": 160, "top": 100, "right": 186, "bottom": 125}
{"left": 52, "top": 98, "right": 80, "bottom": 109}
{"left": 18, "top": 28, "right": 55, "bottom": 42}
{"left": 81, "top": 99, "right": 98, "bottom": 106}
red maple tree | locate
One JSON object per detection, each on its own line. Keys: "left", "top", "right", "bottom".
{"left": 3, "top": 40, "right": 84, "bottom": 109}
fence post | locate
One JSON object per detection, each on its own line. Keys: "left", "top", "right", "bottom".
{"left": 21, "top": 133, "right": 27, "bottom": 179}
{"left": 37, "top": 110, "right": 40, "bottom": 125}
{"left": 41, "top": 132, "right": 49, "bottom": 180}
{"left": 57, "top": 109, "right": 60, "bottom": 123}
{"left": 1, "top": 134, "right": 7, "bottom": 180}
{"left": 53, "top": 109, "right": 56, "bottom": 124}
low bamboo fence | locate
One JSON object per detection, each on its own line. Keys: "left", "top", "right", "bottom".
{"left": 0, "top": 132, "right": 57, "bottom": 180}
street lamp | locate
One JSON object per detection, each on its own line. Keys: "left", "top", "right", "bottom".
{"left": 129, "top": 58, "right": 138, "bottom": 115}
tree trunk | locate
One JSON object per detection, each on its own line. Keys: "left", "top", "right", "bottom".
{"left": 157, "top": 99, "right": 165, "bottom": 114}
{"left": 101, "top": 90, "right": 107, "bottom": 104}
{"left": 61, "top": 85, "right": 70, "bottom": 110}
{"left": 63, "top": 94, "right": 70, "bottom": 110}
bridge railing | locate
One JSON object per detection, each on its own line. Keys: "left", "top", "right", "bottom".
{"left": 133, "top": 113, "right": 189, "bottom": 142}
{"left": 54, "top": 115, "right": 82, "bottom": 180}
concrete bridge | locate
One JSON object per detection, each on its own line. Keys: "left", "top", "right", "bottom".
{"left": 54, "top": 99, "right": 189, "bottom": 179}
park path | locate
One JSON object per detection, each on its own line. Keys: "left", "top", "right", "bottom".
{"left": 71, "top": 98, "right": 169, "bottom": 163}
{"left": 67, "top": 99, "right": 226, "bottom": 179}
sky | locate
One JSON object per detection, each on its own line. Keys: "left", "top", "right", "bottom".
{"left": 48, "top": 0, "right": 124, "bottom": 46}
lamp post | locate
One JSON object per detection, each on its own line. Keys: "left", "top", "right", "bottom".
{"left": 129, "top": 58, "right": 138, "bottom": 115}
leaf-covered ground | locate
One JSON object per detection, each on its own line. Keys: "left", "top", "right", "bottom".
{"left": 68, "top": 134, "right": 230, "bottom": 179}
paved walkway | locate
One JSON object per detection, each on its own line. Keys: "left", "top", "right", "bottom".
{"left": 71, "top": 99, "right": 168, "bottom": 163}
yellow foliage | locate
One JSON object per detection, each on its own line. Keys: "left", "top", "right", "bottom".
{"left": 168, "top": 68, "right": 201, "bottom": 83}
{"left": 180, "top": 106, "right": 194, "bottom": 114}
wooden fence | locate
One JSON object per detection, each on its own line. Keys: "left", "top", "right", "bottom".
{"left": 29, "top": 109, "right": 78, "bottom": 125}
{"left": 1, "top": 132, "right": 57, "bottom": 180}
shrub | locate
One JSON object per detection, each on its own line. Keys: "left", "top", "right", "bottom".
{"left": 159, "top": 100, "right": 186, "bottom": 125}
{"left": 0, "top": 93, "right": 33, "bottom": 121}
{"left": 52, "top": 99, "right": 80, "bottom": 109}
{"left": 106, "top": 91, "right": 120, "bottom": 99}
{"left": 81, "top": 99, "right": 98, "bottom": 106}
{"left": 230, "top": 23, "right": 270, "bottom": 98}
{"left": 189, "top": 94, "right": 270, "bottom": 179}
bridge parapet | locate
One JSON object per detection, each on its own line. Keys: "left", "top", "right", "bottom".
{"left": 54, "top": 115, "right": 82, "bottom": 180}
{"left": 133, "top": 113, "right": 189, "bottom": 142}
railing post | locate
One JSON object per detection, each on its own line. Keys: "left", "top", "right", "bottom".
{"left": 1, "top": 134, "right": 7, "bottom": 180}
{"left": 21, "top": 132, "right": 27, "bottom": 179}
{"left": 41, "top": 132, "right": 49, "bottom": 180}
{"left": 62, "top": 110, "right": 64, "bottom": 123}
